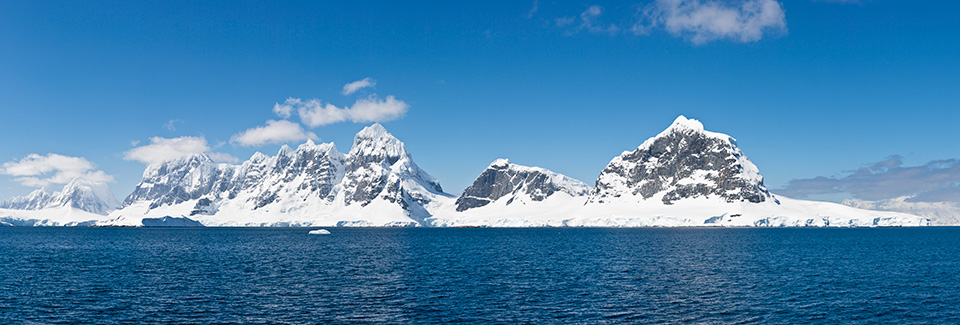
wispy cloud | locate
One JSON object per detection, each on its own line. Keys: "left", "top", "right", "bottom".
{"left": 277, "top": 95, "right": 409, "bottom": 127}
{"left": 813, "top": 0, "right": 860, "bottom": 3}
{"left": 776, "top": 156, "right": 960, "bottom": 203}
{"left": 342, "top": 77, "right": 376, "bottom": 95}
{"left": 557, "top": 5, "right": 620, "bottom": 35}
{"left": 527, "top": 0, "right": 539, "bottom": 19}
{"left": 124, "top": 136, "right": 237, "bottom": 165}
{"left": 1, "top": 153, "right": 114, "bottom": 187}
{"left": 164, "top": 119, "right": 183, "bottom": 131}
{"left": 633, "top": 0, "right": 787, "bottom": 44}
{"left": 230, "top": 120, "right": 319, "bottom": 147}
{"left": 273, "top": 102, "right": 293, "bottom": 118}
{"left": 554, "top": 1, "right": 787, "bottom": 44}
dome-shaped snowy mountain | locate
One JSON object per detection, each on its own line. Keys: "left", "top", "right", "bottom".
{"left": 588, "top": 115, "right": 774, "bottom": 205}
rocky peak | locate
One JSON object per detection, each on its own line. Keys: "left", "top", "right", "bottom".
{"left": 588, "top": 115, "right": 773, "bottom": 205}
{"left": 340, "top": 124, "right": 444, "bottom": 210}
{"left": 456, "top": 159, "right": 590, "bottom": 212}
{"left": 348, "top": 123, "right": 409, "bottom": 167}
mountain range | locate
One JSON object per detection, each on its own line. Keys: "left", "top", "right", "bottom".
{"left": 0, "top": 116, "right": 937, "bottom": 227}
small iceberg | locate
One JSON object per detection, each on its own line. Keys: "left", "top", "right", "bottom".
{"left": 308, "top": 229, "right": 331, "bottom": 235}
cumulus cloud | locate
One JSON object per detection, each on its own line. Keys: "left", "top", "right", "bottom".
{"left": 278, "top": 95, "right": 409, "bottom": 127}
{"left": 342, "top": 77, "right": 376, "bottom": 95}
{"left": 1, "top": 153, "right": 114, "bottom": 187}
{"left": 124, "top": 136, "right": 238, "bottom": 165}
{"left": 776, "top": 156, "right": 960, "bottom": 203}
{"left": 633, "top": 0, "right": 787, "bottom": 44}
{"left": 230, "top": 120, "right": 319, "bottom": 147}
{"left": 273, "top": 102, "right": 293, "bottom": 118}
{"left": 124, "top": 136, "right": 210, "bottom": 165}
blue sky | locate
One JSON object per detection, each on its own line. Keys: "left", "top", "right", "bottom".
{"left": 1, "top": 0, "right": 958, "bottom": 202}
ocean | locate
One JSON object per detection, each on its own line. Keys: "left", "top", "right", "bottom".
{"left": 2, "top": 227, "right": 958, "bottom": 324}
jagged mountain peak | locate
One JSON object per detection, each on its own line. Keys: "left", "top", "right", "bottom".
{"left": 0, "top": 188, "right": 52, "bottom": 210}
{"left": 349, "top": 123, "right": 408, "bottom": 162}
{"left": 296, "top": 140, "right": 341, "bottom": 157}
{"left": 277, "top": 144, "right": 294, "bottom": 157}
{"left": 249, "top": 151, "right": 269, "bottom": 163}
{"left": 589, "top": 115, "right": 772, "bottom": 205}
{"left": 355, "top": 123, "right": 391, "bottom": 139}
{"left": 143, "top": 153, "right": 214, "bottom": 177}
{"left": 637, "top": 115, "right": 733, "bottom": 152}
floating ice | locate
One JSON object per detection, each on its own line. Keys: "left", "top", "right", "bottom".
{"left": 308, "top": 229, "right": 331, "bottom": 235}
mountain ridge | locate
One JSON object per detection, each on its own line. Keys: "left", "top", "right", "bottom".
{"left": 1, "top": 117, "right": 936, "bottom": 227}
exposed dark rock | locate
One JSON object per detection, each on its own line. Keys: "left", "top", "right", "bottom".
{"left": 456, "top": 160, "right": 590, "bottom": 212}
{"left": 589, "top": 116, "right": 773, "bottom": 205}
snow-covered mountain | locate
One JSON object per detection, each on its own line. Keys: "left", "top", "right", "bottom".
{"left": 0, "top": 188, "right": 52, "bottom": 211}
{"left": 431, "top": 116, "right": 928, "bottom": 227}
{"left": 455, "top": 159, "right": 590, "bottom": 212}
{"left": 588, "top": 116, "right": 772, "bottom": 205}
{"left": 102, "top": 124, "right": 452, "bottom": 227}
{"left": 3, "top": 117, "right": 931, "bottom": 227}
{"left": 428, "top": 159, "right": 591, "bottom": 227}
{"left": 0, "top": 178, "right": 119, "bottom": 226}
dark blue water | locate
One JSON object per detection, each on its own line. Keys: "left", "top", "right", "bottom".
{"left": 1, "top": 228, "right": 958, "bottom": 324}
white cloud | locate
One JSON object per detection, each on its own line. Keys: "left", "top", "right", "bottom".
{"left": 164, "top": 119, "right": 183, "bottom": 131}
{"left": 230, "top": 120, "right": 319, "bottom": 147}
{"left": 273, "top": 102, "right": 293, "bottom": 118}
{"left": 125, "top": 136, "right": 239, "bottom": 164}
{"left": 634, "top": 0, "right": 787, "bottom": 44}
{"left": 207, "top": 152, "right": 241, "bottom": 164}
{"left": 581, "top": 5, "right": 620, "bottom": 35}
{"left": 125, "top": 136, "right": 211, "bottom": 165}
{"left": 527, "top": 0, "right": 539, "bottom": 19}
{"left": 1, "top": 153, "right": 114, "bottom": 187}
{"left": 282, "top": 95, "right": 409, "bottom": 127}
{"left": 557, "top": 5, "right": 620, "bottom": 35}
{"left": 777, "top": 156, "right": 960, "bottom": 203}
{"left": 342, "top": 77, "right": 376, "bottom": 95}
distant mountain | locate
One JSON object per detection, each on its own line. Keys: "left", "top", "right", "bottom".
{"left": 0, "top": 178, "right": 119, "bottom": 214}
{"left": 843, "top": 197, "right": 960, "bottom": 226}
{"left": 0, "top": 178, "right": 119, "bottom": 226}
{"left": 0, "top": 188, "right": 52, "bottom": 211}
{"left": 102, "top": 124, "right": 451, "bottom": 227}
